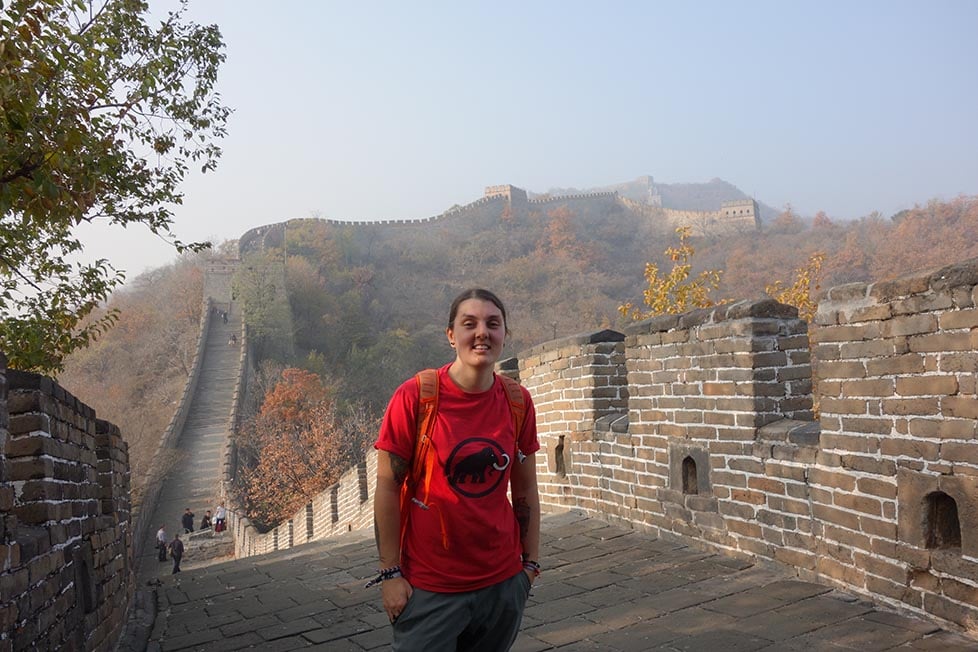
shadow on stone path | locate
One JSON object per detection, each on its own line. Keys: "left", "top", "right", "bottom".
{"left": 144, "top": 510, "right": 978, "bottom": 651}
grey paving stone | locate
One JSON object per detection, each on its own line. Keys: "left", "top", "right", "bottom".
{"left": 808, "top": 616, "right": 930, "bottom": 651}
{"left": 628, "top": 587, "right": 716, "bottom": 614}
{"left": 702, "top": 587, "right": 790, "bottom": 618}
{"left": 257, "top": 615, "right": 323, "bottom": 641}
{"left": 202, "top": 631, "right": 266, "bottom": 651}
{"left": 522, "top": 614, "right": 610, "bottom": 647}
{"left": 218, "top": 613, "right": 279, "bottom": 637}
{"left": 588, "top": 619, "right": 682, "bottom": 651}
{"left": 158, "top": 627, "right": 223, "bottom": 652}
{"left": 895, "top": 630, "right": 978, "bottom": 650}
{"left": 666, "top": 628, "right": 774, "bottom": 651}
{"left": 647, "top": 605, "right": 738, "bottom": 636}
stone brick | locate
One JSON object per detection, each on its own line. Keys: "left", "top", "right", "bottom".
{"left": 817, "top": 360, "right": 867, "bottom": 379}
{"left": 840, "top": 417, "right": 893, "bottom": 435}
{"left": 909, "top": 331, "right": 972, "bottom": 353}
{"left": 809, "top": 468, "right": 856, "bottom": 492}
{"left": 816, "top": 555, "right": 865, "bottom": 586}
{"left": 865, "top": 353, "right": 925, "bottom": 377}
{"left": 940, "top": 352, "right": 978, "bottom": 373}
{"left": 819, "top": 397, "right": 871, "bottom": 416}
{"left": 856, "top": 476, "right": 897, "bottom": 499}
{"left": 923, "top": 593, "right": 974, "bottom": 630}
{"left": 895, "top": 375, "right": 959, "bottom": 397}
{"left": 747, "top": 477, "right": 785, "bottom": 495}
{"left": 884, "top": 314, "right": 938, "bottom": 337}
{"left": 841, "top": 454, "right": 896, "bottom": 476}
{"left": 817, "top": 323, "right": 879, "bottom": 343}
{"left": 938, "top": 419, "right": 977, "bottom": 439}
{"left": 840, "top": 378, "right": 894, "bottom": 397}
{"left": 944, "top": 396, "right": 978, "bottom": 419}
{"left": 939, "top": 308, "right": 978, "bottom": 329}
{"left": 832, "top": 491, "right": 881, "bottom": 516}
{"left": 881, "top": 397, "right": 940, "bottom": 416}
{"left": 812, "top": 504, "right": 860, "bottom": 531}
{"left": 840, "top": 339, "right": 896, "bottom": 359}
{"left": 821, "top": 433, "right": 880, "bottom": 454}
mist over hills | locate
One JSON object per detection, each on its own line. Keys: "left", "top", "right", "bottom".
{"left": 540, "top": 175, "right": 781, "bottom": 221}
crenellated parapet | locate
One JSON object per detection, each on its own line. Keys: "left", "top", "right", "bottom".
{"left": 230, "top": 254, "right": 978, "bottom": 633}
{"left": 0, "top": 359, "right": 132, "bottom": 650}
{"left": 528, "top": 190, "right": 618, "bottom": 206}
{"left": 621, "top": 196, "right": 760, "bottom": 235}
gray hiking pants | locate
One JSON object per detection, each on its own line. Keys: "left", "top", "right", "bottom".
{"left": 392, "top": 570, "right": 531, "bottom": 652}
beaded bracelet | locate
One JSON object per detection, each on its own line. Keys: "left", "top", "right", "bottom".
{"left": 364, "top": 565, "right": 402, "bottom": 588}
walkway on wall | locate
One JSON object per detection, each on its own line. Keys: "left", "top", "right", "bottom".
{"left": 143, "top": 510, "right": 977, "bottom": 651}
{"left": 135, "top": 305, "right": 242, "bottom": 586}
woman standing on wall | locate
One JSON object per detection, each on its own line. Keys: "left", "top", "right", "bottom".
{"left": 371, "top": 288, "right": 541, "bottom": 652}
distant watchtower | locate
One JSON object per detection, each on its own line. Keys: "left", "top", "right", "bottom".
{"left": 485, "top": 184, "right": 528, "bottom": 205}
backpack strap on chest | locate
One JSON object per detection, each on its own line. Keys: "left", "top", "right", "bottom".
{"left": 498, "top": 374, "right": 527, "bottom": 456}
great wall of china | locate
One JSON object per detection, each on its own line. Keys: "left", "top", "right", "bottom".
{"left": 2, "top": 189, "right": 977, "bottom": 647}
{"left": 219, "top": 253, "right": 978, "bottom": 636}
{"left": 238, "top": 183, "right": 760, "bottom": 254}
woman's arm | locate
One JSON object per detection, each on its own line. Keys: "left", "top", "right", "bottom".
{"left": 374, "top": 449, "right": 413, "bottom": 621}
{"left": 510, "top": 452, "right": 541, "bottom": 583}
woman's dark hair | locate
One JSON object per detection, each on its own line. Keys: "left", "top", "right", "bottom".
{"left": 448, "top": 288, "right": 509, "bottom": 334}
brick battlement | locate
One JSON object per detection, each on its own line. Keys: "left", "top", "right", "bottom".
{"left": 227, "top": 255, "right": 978, "bottom": 634}
{"left": 0, "top": 361, "right": 132, "bottom": 650}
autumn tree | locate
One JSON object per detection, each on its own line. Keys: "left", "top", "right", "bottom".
{"left": 0, "top": 0, "right": 230, "bottom": 373}
{"left": 234, "top": 253, "right": 293, "bottom": 361}
{"left": 765, "top": 252, "right": 825, "bottom": 322}
{"left": 619, "top": 226, "right": 725, "bottom": 319}
{"left": 234, "top": 368, "right": 377, "bottom": 526}
{"left": 58, "top": 254, "right": 206, "bottom": 506}
{"left": 769, "top": 204, "right": 805, "bottom": 234}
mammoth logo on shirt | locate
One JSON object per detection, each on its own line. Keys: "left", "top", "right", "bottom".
{"left": 445, "top": 437, "right": 511, "bottom": 498}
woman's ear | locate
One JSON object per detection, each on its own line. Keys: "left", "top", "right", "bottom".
{"left": 445, "top": 326, "right": 455, "bottom": 348}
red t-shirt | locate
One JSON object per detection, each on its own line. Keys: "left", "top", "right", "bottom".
{"left": 375, "top": 365, "right": 539, "bottom": 593}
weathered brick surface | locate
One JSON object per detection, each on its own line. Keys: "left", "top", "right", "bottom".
{"left": 210, "top": 258, "right": 978, "bottom": 636}
{"left": 0, "top": 360, "right": 132, "bottom": 650}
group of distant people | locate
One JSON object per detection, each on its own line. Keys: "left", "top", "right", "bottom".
{"left": 156, "top": 504, "right": 228, "bottom": 574}
{"left": 212, "top": 305, "right": 238, "bottom": 346}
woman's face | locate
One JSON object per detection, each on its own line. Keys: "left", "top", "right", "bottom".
{"left": 447, "top": 298, "right": 506, "bottom": 370}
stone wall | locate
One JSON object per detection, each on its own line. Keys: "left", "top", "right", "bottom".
{"left": 130, "top": 298, "right": 214, "bottom": 566}
{"left": 0, "top": 356, "right": 131, "bottom": 650}
{"left": 223, "top": 256, "right": 978, "bottom": 632}
{"left": 621, "top": 197, "right": 760, "bottom": 235}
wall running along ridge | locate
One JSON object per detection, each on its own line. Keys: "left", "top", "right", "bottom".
{"left": 224, "top": 256, "right": 978, "bottom": 634}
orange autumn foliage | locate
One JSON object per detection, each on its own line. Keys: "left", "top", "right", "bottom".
{"left": 236, "top": 368, "right": 376, "bottom": 526}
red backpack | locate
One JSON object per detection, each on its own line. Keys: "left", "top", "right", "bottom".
{"left": 399, "top": 368, "right": 527, "bottom": 549}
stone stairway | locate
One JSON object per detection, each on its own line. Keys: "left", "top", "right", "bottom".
{"left": 135, "top": 305, "right": 242, "bottom": 586}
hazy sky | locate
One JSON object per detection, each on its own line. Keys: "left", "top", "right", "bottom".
{"left": 81, "top": 0, "right": 978, "bottom": 281}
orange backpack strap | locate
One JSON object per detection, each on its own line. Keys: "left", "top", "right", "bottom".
{"left": 400, "top": 368, "right": 442, "bottom": 547}
{"left": 498, "top": 375, "right": 527, "bottom": 455}
{"left": 412, "top": 368, "right": 440, "bottom": 481}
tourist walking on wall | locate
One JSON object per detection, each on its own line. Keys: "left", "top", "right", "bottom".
{"left": 169, "top": 534, "right": 184, "bottom": 574}
{"left": 156, "top": 525, "right": 167, "bottom": 561}
{"left": 214, "top": 504, "right": 227, "bottom": 532}
{"left": 181, "top": 507, "right": 195, "bottom": 533}
{"left": 372, "top": 288, "right": 541, "bottom": 651}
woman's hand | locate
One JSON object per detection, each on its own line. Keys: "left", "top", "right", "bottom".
{"left": 381, "top": 577, "right": 413, "bottom": 623}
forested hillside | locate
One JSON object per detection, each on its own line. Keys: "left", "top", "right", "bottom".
{"left": 240, "top": 194, "right": 978, "bottom": 414}
{"left": 58, "top": 192, "right": 978, "bottom": 521}
{"left": 58, "top": 256, "right": 207, "bottom": 505}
